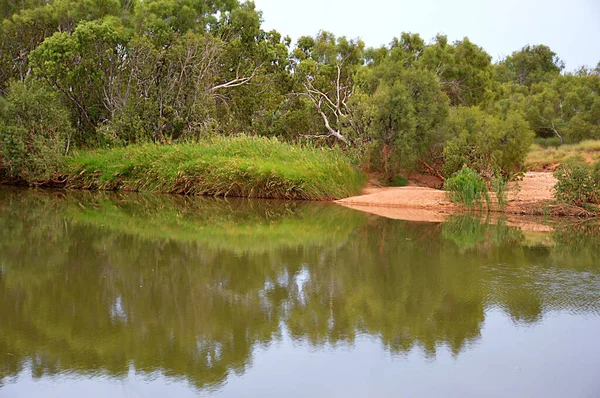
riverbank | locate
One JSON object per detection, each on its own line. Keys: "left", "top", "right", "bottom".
{"left": 3, "top": 137, "right": 365, "bottom": 201}
{"left": 337, "top": 172, "right": 597, "bottom": 220}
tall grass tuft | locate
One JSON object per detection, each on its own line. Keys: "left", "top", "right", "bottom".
{"left": 492, "top": 176, "right": 509, "bottom": 211}
{"left": 443, "top": 166, "right": 489, "bottom": 209}
{"left": 64, "top": 136, "right": 366, "bottom": 200}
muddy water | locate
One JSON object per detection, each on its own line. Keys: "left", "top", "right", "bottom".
{"left": 0, "top": 188, "right": 599, "bottom": 398}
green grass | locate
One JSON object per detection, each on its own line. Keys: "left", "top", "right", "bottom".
{"left": 443, "top": 166, "right": 489, "bottom": 209}
{"left": 64, "top": 136, "right": 365, "bottom": 200}
{"left": 526, "top": 140, "right": 600, "bottom": 171}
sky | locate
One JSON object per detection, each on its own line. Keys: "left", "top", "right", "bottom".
{"left": 252, "top": 0, "right": 600, "bottom": 71}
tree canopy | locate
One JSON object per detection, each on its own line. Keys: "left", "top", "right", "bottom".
{"left": 1, "top": 0, "right": 598, "bottom": 181}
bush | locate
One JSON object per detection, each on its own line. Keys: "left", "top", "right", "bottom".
{"left": 444, "top": 166, "right": 489, "bottom": 208}
{"left": 0, "top": 81, "right": 72, "bottom": 180}
{"left": 554, "top": 160, "right": 600, "bottom": 206}
{"left": 387, "top": 175, "right": 409, "bottom": 187}
{"left": 443, "top": 107, "right": 534, "bottom": 179}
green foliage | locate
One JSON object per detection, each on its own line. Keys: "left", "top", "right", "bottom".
{"left": 0, "top": 81, "right": 72, "bottom": 179}
{"left": 0, "top": 0, "right": 123, "bottom": 92}
{"left": 533, "top": 137, "right": 562, "bottom": 148}
{"left": 417, "top": 35, "right": 494, "bottom": 106}
{"left": 492, "top": 176, "right": 509, "bottom": 210}
{"left": 65, "top": 136, "right": 366, "bottom": 199}
{"left": 553, "top": 160, "right": 600, "bottom": 206}
{"left": 358, "top": 64, "right": 449, "bottom": 177}
{"left": 497, "top": 44, "right": 564, "bottom": 87}
{"left": 444, "top": 166, "right": 489, "bottom": 208}
{"left": 29, "top": 16, "right": 131, "bottom": 143}
{"left": 1, "top": 0, "right": 598, "bottom": 189}
{"left": 387, "top": 175, "right": 409, "bottom": 187}
{"left": 524, "top": 74, "right": 600, "bottom": 144}
{"left": 443, "top": 107, "right": 534, "bottom": 178}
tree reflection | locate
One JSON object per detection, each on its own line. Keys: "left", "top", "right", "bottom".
{"left": 0, "top": 189, "right": 598, "bottom": 390}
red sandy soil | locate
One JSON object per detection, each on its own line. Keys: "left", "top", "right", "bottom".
{"left": 336, "top": 172, "right": 561, "bottom": 229}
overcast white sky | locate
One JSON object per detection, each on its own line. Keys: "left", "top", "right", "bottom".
{"left": 253, "top": 0, "right": 600, "bottom": 70}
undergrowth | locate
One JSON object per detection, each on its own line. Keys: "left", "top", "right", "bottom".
{"left": 553, "top": 160, "right": 600, "bottom": 208}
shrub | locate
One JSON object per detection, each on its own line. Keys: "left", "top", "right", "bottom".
{"left": 444, "top": 166, "right": 489, "bottom": 208}
{"left": 387, "top": 175, "right": 409, "bottom": 187}
{"left": 0, "top": 81, "right": 72, "bottom": 180}
{"left": 553, "top": 160, "right": 600, "bottom": 206}
{"left": 443, "top": 107, "right": 534, "bottom": 179}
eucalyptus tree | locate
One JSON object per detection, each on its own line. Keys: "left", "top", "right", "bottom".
{"left": 25, "top": 0, "right": 290, "bottom": 143}
{"left": 524, "top": 73, "right": 600, "bottom": 143}
{"left": 417, "top": 35, "right": 494, "bottom": 106}
{"left": 29, "top": 16, "right": 130, "bottom": 144}
{"left": 291, "top": 31, "right": 365, "bottom": 145}
{"left": 496, "top": 44, "right": 565, "bottom": 87}
{"left": 356, "top": 58, "right": 449, "bottom": 178}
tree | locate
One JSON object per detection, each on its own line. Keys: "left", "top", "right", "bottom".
{"left": 442, "top": 107, "right": 534, "bottom": 178}
{"left": 292, "top": 31, "right": 365, "bottom": 145}
{"left": 0, "top": 0, "right": 122, "bottom": 93}
{"left": 498, "top": 44, "right": 565, "bottom": 87}
{"left": 417, "top": 35, "right": 494, "bottom": 106}
{"left": 524, "top": 74, "right": 600, "bottom": 143}
{"left": 29, "top": 16, "right": 130, "bottom": 144}
{"left": 357, "top": 58, "right": 449, "bottom": 177}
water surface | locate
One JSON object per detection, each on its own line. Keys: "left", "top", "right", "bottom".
{"left": 0, "top": 188, "right": 599, "bottom": 397}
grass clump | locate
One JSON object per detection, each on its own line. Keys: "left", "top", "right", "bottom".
{"left": 64, "top": 136, "right": 365, "bottom": 200}
{"left": 492, "top": 176, "right": 509, "bottom": 211}
{"left": 444, "top": 166, "right": 489, "bottom": 208}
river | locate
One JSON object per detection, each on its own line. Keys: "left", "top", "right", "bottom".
{"left": 0, "top": 188, "right": 599, "bottom": 397}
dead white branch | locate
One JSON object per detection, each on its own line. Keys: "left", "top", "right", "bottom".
{"left": 302, "top": 60, "right": 355, "bottom": 145}
{"left": 210, "top": 64, "right": 261, "bottom": 92}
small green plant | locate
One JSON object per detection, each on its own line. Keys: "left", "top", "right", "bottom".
{"left": 443, "top": 166, "right": 489, "bottom": 208}
{"left": 387, "top": 175, "right": 409, "bottom": 187}
{"left": 492, "top": 176, "right": 509, "bottom": 210}
{"left": 553, "top": 159, "right": 600, "bottom": 206}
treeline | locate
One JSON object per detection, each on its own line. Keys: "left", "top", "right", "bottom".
{"left": 1, "top": 0, "right": 599, "bottom": 182}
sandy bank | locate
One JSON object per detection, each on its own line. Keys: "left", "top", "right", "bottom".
{"left": 335, "top": 172, "right": 582, "bottom": 228}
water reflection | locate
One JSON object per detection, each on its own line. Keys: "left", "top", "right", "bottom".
{"left": 0, "top": 189, "right": 599, "bottom": 391}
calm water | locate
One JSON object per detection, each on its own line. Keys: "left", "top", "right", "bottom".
{"left": 0, "top": 188, "right": 599, "bottom": 398}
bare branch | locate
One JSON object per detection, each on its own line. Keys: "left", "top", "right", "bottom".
{"left": 210, "top": 64, "right": 262, "bottom": 92}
